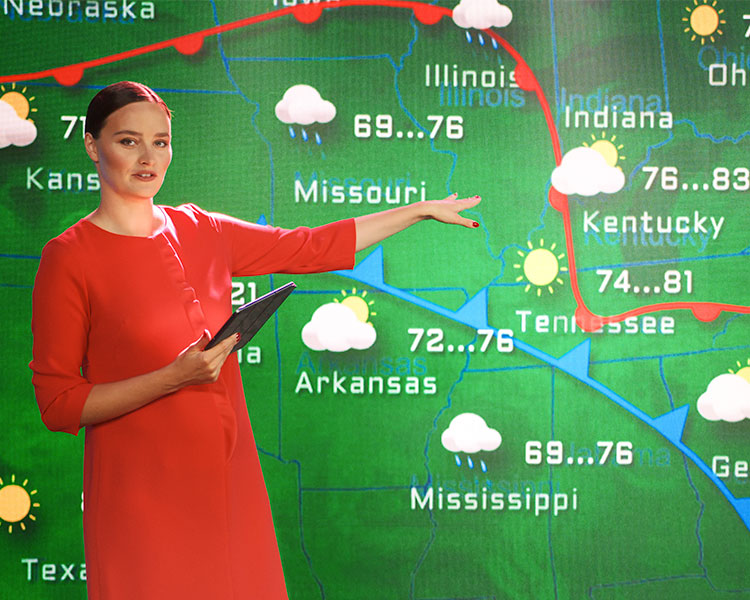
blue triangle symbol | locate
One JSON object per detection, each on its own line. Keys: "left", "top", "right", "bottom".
{"left": 556, "top": 339, "right": 591, "bottom": 379}
{"left": 348, "top": 246, "right": 384, "bottom": 285}
{"left": 453, "top": 288, "right": 488, "bottom": 329}
{"left": 257, "top": 214, "right": 268, "bottom": 225}
{"left": 735, "top": 498, "right": 750, "bottom": 530}
{"left": 651, "top": 405, "right": 689, "bottom": 443}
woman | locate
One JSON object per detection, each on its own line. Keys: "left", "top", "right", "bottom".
{"left": 30, "top": 81, "right": 480, "bottom": 599}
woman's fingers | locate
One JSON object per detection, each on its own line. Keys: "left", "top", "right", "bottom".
{"left": 191, "top": 329, "right": 212, "bottom": 351}
{"left": 433, "top": 194, "right": 482, "bottom": 228}
{"left": 203, "top": 333, "right": 239, "bottom": 370}
{"left": 173, "top": 331, "right": 239, "bottom": 387}
{"left": 456, "top": 194, "right": 481, "bottom": 210}
{"left": 215, "top": 333, "right": 239, "bottom": 362}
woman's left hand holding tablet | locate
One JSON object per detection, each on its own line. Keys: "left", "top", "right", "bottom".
{"left": 78, "top": 331, "right": 238, "bottom": 428}
{"left": 168, "top": 330, "right": 239, "bottom": 388}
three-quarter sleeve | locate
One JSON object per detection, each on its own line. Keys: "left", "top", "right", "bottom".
{"left": 30, "top": 238, "right": 93, "bottom": 435}
{"left": 206, "top": 209, "right": 356, "bottom": 277}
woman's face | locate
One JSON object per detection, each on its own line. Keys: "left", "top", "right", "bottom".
{"left": 84, "top": 101, "right": 172, "bottom": 203}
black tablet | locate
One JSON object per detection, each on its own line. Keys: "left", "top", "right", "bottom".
{"left": 205, "top": 281, "right": 297, "bottom": 352}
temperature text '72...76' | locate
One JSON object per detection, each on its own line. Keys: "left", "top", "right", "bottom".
{"left": 408, "top": 328, "right": 514, "bottom": 353}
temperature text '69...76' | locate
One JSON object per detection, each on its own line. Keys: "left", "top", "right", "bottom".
{"left": 526, "top": 441, "right": 634, "bottom": 466}
{"left": 355, "top": 114, "right": 464, "bottom": 140}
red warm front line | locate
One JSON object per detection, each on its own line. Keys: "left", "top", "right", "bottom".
{"left": 3, "top": 0, "right": 747, "bottom": 330}
{"left": 0, "top": 0, "right": 451, "bottom": 86}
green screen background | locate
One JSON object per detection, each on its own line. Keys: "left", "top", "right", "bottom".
{"left": 2, "top": 0, "right": 750, "bottom": 598}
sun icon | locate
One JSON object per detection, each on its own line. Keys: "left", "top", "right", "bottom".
{"left": 728, "top": 360, "right": 750, "bottom": 382}
{"left": 0, "top": 474, "right": 39, "bottom": 533}
{"left": 682, "top": 0, "right": 725, "bottom": 45}
{"left": 335, "top": 288, "right": 375, "bottom": 323}
{"left": 0, "top": 83, "right": 37, "bottom": 120}
{"left": 514, "top": 239, "right": 568, "bottom": 296}
{"left": 583, "top": 133, "right": 625, "bottom": 167}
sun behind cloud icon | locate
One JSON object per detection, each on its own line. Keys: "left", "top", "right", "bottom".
{"left": 583, "top": 133, "right": 625, "bottom": 167}
{"left": 697, "top": 373, "right": 750, "bottom": 422}
{"left": 729, "top": 359, "right": 750, "bottom": 380}
{"left": 0, "top": 84, "right": 38, "bottom": 148}
{"left": 550, "top": 146, "right": 625, "bottom": 196}
{"left": 301, "top": 289, "right": 376, "bottom": 352}
{"left": 337, "top": 288, "right": 375, "bottom": 321}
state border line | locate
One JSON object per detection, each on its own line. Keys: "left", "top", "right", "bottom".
{"left": 3, "top": 0, "right": 748, "bottom": 327}
{"left": 335, "top": 248, "right": 750, "bottom": 533}
{"left": 3, "top": 0, "right": 747, "bottom": 531}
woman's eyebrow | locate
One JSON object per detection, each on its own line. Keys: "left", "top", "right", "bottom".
{"left": 112, "top": 130, "right": 170, "bottom": 137}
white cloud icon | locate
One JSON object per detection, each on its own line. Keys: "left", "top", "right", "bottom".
{"left": 697, "top": 373, "right": 750, "bottom": 423}
{"left": 452, "top": 0, "right": 512, "bottom": 29}
{"left": 441, "top": 413, "right": 502, "bottom": 454}
{"left": 275, "top": 84, "right": 336, "bottom": 126}
{"left": 0, "top": 100, "right": 37, "bottom": 148}
{"left": 550, "top": 146, "right": 625, "bottom": 196}
{"left": 301, "top": 302, "right": 376, "bottom": 352}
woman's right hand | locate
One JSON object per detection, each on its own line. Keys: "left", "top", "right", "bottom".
{"left": 78, "top": 330, "right": 239, "bottom": 428}
{"left": 168, "top": 330, "right": 239, "bottom": 388}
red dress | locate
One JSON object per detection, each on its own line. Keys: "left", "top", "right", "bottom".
{"left": 30, "top": 204, "right": 356, "bottom": 599}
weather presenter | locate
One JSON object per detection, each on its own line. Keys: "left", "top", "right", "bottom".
{"left": 4, "top": 0, "right": 750, "bottom": 597}
{"left": 29, "top": 81, "right": 480, "bottom": 599}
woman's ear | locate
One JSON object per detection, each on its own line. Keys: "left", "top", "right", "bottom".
{"left": 84, "top": 132, "right": 99, "bottom": 163}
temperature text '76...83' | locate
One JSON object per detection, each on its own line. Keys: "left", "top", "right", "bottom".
{"left": 643, "top": 165, "right": 750, "bottom": 192}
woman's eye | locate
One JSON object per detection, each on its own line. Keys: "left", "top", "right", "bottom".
{"left": 155, "top": 140, "right": 169, "bottom": 148}
{"left": 119, "top": 138, "right": 136, "bottom": 146}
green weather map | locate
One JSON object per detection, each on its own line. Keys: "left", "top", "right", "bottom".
{"left": 2, "top": 0, "right": 750, "bottom": 598}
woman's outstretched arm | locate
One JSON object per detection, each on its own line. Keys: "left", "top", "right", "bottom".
{"left": 353, "top": 194, "right": 481, "bottom": 252}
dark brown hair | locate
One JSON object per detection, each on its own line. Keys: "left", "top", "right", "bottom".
{"left": 85, "top": 81, "right": 171, "bottom": 138}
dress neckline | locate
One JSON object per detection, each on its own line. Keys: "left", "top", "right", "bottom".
{"left": 80, "top": 206, "right": 169, "bottom": 239}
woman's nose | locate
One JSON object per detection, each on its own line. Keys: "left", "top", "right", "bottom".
{"left": 139, "top": 147, "right": 154, "bottom": 164}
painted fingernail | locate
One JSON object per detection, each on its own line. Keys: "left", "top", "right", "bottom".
{"left": 475, "top": 195, "right": 481, "bottom": 199}
{"left": 235, "top": 333, "right": 241, "bottom": 342}
{"left": 473, "top": 221, "right": 479, "bottom": 228}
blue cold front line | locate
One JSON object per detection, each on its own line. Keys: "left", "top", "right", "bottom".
{"left": 335, "top": 246, "right": 750, "bottom": 532}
